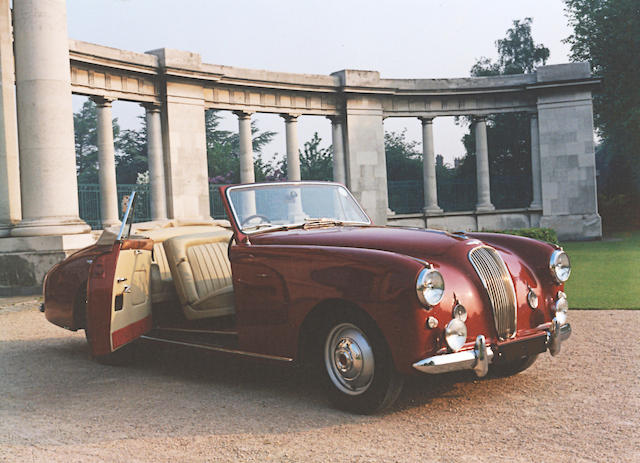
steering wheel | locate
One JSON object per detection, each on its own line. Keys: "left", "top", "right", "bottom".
{"left": 241, "top": 214, "right": 271, "bottom": 227}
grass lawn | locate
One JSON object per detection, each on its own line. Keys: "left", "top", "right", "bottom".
{"left": 562, "top": 231, "right": 640, "bottom": 309}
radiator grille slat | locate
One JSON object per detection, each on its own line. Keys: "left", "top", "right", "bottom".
{"left": 469, "top": 246, "right": 517, "bottom": 339}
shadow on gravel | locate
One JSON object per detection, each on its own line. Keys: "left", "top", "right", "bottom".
{"left": 0, "top": 333, "right": 532, "bottom": 447}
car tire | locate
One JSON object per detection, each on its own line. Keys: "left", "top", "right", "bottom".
{"left": 320, "top": 311, "right": 403, "bottom": 414}
{"left": 489, "top": 354, "right": 538, "bottom": 378}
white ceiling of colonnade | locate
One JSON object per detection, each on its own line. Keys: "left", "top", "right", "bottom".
{"left": 67, "top": 0, "right": 573, "bottom": 166}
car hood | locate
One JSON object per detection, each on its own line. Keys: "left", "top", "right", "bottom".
{"left": 249, "top": 226, "right": 477, "bottom": 259}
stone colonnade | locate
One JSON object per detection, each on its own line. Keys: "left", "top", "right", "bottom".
{"left": 0, "top": 0, "right": 601, "bottom": 295}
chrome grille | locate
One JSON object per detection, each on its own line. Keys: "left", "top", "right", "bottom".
{"left": 468, "top": 246, "right": 517, "bottom": 340}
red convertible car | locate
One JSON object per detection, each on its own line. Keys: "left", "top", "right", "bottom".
{"left": 43, "top": 182, "right": 572, "bottom": 413}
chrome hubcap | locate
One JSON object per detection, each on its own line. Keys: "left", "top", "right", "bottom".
{"left": 324, "top": 323, "right": 375, "bottom": 395}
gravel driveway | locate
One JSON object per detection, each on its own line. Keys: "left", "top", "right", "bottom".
{"left": 1, "top": 302, "right": 638, "bottom": 462}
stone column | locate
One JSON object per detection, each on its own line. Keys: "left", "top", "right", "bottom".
{"left": 473, "top": 116, "right": 494, "bottom": 212}
{"left": 282, "top": 114, "right": 301, "bottom": 181}
{"left": 234, "top": 110, "right": 256, "bottom": 217}
{"left": 11, "top": 0, "right": 89, "bottom": 236}
{"left": 93, "top": 97, "right": 120, "bottom": 228}
{"left": 529, "top": 112, "right": 543, "bottom": 210}
{"left": 0, "top": 0, "right": 20, "bottom": 237}
{"left": 235, "top": 111, "right": 255, "bottom": 184}
{"left": 144, "top": 103, "right": 167, "bottom": 220}
{"left": 328, "top": 116, "right": 346, "bottom": 184}
{"left": 420, "top": 117, "right": 442, "bottom": 214}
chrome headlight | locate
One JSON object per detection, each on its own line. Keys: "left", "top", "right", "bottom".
{"left": 554, "top": 291, "right": 568, "bottom": 325}
{"left": 550, "top": 250, "right": 571, "bottom": 283}
{"left": 445, "top": 318, "right": 467, "bottom": 352}
{"left": 416, "top": 268, "right": 444, "bottom": 307}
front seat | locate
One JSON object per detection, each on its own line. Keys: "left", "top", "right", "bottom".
{"left": 163, "top": 231, "right": 235, "bottom": 320}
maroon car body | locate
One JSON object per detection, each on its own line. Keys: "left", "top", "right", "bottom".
{"left": 43, "top": 182, "right": 572, "bottom": 413}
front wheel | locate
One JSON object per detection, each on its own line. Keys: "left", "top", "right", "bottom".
{"left": 321, "top": 314, "right": 403, "bottom": 414}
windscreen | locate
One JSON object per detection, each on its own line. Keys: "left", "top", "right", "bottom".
{"left": 227, "top": 183, "right": 370, "bottom": 233}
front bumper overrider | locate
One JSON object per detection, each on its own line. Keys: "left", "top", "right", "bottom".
{"left": 412, "top": 318, "right": 571, "bottom": 378}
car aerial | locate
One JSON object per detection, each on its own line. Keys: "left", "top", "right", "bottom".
{"left": 42, "top": 181, "right": 572, "bottom": 414}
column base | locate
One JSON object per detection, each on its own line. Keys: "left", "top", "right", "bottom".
{"left": 0, "top": 223, "right": 12, "bottom": 238}
{"left": 101, "top": 219, "right": 122, "bottom": 229}
{"left": 528, "top": 202, "right": 543, "bottom": 210}
{"left": 475, "top": 204, "right": 495, "bottom": 213}
{"left": 423, "top": 205, "right": 443, "bottom": 215}
{"left": 540, "top": 213, "right": 602, "bottom": 241}
{"left": 0, "top": 233, "right": 97, "bottom": 296}
{"left": 11, "top": 218, "right": 91, "bottom": 237}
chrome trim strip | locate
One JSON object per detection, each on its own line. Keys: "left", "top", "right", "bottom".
{"left": 153, "top": 327, "right": 238, "bottom": 336}
{"left": 140, "top": 335, "right": 294, "bottom": 362}
{"left": 468, "top": 245, "right": 517, "bottom": 340}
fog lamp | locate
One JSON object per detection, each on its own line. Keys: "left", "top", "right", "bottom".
{"left": 554, "top": 291, "right": 569, "bottom": 325}
{"left": 444, "top": 318, "right": 467, "bottom": 352}
{"left": 527, "top": 288, "right": 539, "bottom": 309}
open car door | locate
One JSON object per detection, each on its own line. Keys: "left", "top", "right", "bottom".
{"left": 85, "top": 193, "right": 153, "bottom": 357}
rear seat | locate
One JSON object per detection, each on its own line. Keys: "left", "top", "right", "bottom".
{"left": 162, "top": 231, "right": 234, "bottom": 320}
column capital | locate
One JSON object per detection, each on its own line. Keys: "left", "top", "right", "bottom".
{"left": 326, "top": 115, "right": 345, "bottom": 125}
{"left": 91, "top": 96, "right": 115, "bottom": 107}
{"left": 280, "top": 113, "right": 300, "bottom": 122}
{"left": 142, "top": 102, "right": 162, "bottom": 113}
{"left": 233, "top": 110, "right": 253, "bottom": 120}
{"left": 472, "top": 115, "right": 487, "bottom": 123}
{"left": 529, "top": 111, "right": 538, "bottom": 120}
{"left": 419, "top": 116, "right": 435, "bottom": 125}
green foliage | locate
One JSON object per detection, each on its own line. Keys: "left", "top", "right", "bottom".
{"left": 205, "top": 110, "right": 278, "bottom": 183}
{"left": 486, "top": 227, "right": 560, "bottom": 245}
{"left": 115, "top": 120, "right": 147, "bottom": 184}
{"left": 456, "top": 18, "right": 549, "bottom": 207}
{"left": 74, "top": 100, "right": 147, "bottom": 184}
{"left": 564, "top": 0, "right": 640, "bottom": 228}
{"left": 563, "top": 231, "right": 640, "bottom": 309}
{"left": 299, "top": 132, "right": 333, "bottom": 181}
{"left": 384, "top": 130, "right": 423, "bottom": 181}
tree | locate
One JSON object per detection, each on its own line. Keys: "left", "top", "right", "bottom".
{"left": 384, "top": 129, "right": 422, "bottom": 181}
{"left": 205, "top": 110, "right": 278, "bottom": 183}
{"left": 115, "top": 118, "right": 147, "bottom": 184}
{"left": 457, "top": 18, "right": 550, "bottom": 208}
{"left": 564, "top": 0, "right": 640, "bottom": 227}
{"left": 74, "top": 100, "right": 124, "bottom": 184}
{"left": 74, "top": 100, "right": 147, "bottom": 184}
{"left": 277, "top": 132, "right": 333, "bottom": 181}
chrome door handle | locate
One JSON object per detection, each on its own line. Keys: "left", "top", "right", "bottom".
{"left": 117, "top": 277, "right": 128, "bottom": 283}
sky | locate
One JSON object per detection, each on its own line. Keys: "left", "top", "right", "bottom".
{"left": 67, "top": 0, "right": 574, "bottom": 166}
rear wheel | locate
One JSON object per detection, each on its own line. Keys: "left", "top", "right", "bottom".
{"left": 489, "top": 354, "right": 538, "bottom": 377}
{"left": 320, "top": 312, "right": 403, "bottom": 414}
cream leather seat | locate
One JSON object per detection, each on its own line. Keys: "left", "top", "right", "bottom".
{"left": 138, "top": 223, "right": 231, "bottom": 304}
{"left": 162, "top": 231, "right": 235, "bottom": 320}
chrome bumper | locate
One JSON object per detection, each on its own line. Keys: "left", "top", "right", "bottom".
{"left": 412, "top": 318, "right": 571, "bottom": 378}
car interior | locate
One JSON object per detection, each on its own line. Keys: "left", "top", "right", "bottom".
{"left": 117, "top": 220, "right": 236, "bottom": 325}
